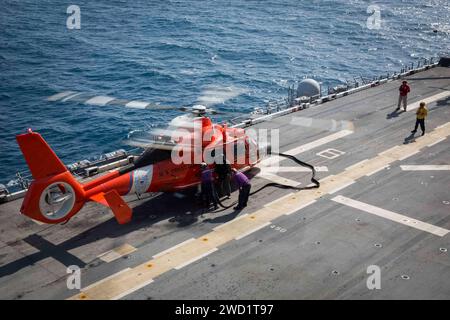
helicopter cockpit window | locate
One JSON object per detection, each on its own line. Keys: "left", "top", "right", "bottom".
{"left": 134, "top": 148, "right": 172, "bottom": 168}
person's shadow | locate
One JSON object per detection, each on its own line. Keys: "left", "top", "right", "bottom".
{"left": 404, "top": 132, "right": 416, "bottom": 144}
{"left": 203, "top": 208, "right": 241, "bottom": 225}
{"left": 386, "top": 109, "right": 404, "bottom": 119}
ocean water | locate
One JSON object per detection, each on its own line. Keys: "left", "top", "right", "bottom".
{"left": 0, "top": 0, "right": 449, "bottom": 184}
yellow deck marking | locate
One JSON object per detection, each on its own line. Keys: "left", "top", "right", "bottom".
{"left": 212, "top": 214, "right": 249, "bottom": 231}
{"left": 235, "top": 222, "right": 271, "bottom": 240}
{"left": 365, "top": 165, "right": 390, "bottom": 177}
{"left": 71, "top": 121, "right": 450, "bottom": 300}
{"left": 81, "top": 268, "right": 132, "bottom": 292}
{"left": 283, "top": 200, "right": 317, "bottom": 215}
{"left": 328, "top": 180, "right": 356, "bottom": 194}
{"left": 398, "top": 150, "right": 420, "bottom": 161}
{"left": 264, "top": 193, "right": 294, "bottom": 208}
{"left": 344, "top": 159, "right": 369, "bottom": 171}
{"left": 174, "top": 248, "right": 218, "bottom": 270}
{"left": 152, "top": 238, "right": 196, "bottom": 258}
{"left": 98, "top": 244, "right": 137, "bottom": 263}
{"left": 427, "top": 137, "right": 446, "bottom": 147}
{"left": 111, "top": 278, "right": 155, "bottom": 300}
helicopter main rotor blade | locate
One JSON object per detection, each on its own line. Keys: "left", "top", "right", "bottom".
{"left": 47, "top": 91, "right": 178, "bottom": 110}
{"left": 47, "top": 85, "right": 248, "bottom": 115}
{"left": 196, "top": 85, "right": 248, "bottom": 107}
{"left": 206, "top": 108, "right": 226, "bottom": 115}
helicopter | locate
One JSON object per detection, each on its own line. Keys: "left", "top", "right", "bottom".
{"left": 16, "top": 103, "right": 270, "bottom": 225}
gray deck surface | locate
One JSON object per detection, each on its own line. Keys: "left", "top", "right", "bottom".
{"left": 0, "top": 66, "right": 449, "bottom": 300}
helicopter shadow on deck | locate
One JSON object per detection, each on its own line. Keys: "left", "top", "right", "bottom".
{"left": 435, "top": 95, "right": 450, "bottom": 107}
{"left": 0, "top": 169, "right": 267, "bottom": 278}
{"left": 0, "top": 188, "right": 233, "bottom": 279}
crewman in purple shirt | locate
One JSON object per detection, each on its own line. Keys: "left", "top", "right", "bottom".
{"left": 232, "top": 168, "right": 251, "bottom": 210}
{"left": 200, "top": 162, "right": 218, "bottom": 210}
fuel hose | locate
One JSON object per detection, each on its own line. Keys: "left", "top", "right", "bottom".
{"left": 216, "top": 153, "right": 320, "bottom": 209}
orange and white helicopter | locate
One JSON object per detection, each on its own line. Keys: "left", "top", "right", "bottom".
{"left": 16, "top": 105, "right": 270, "bottom": 225}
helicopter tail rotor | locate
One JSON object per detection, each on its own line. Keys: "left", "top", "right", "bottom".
{"left": 16, "top": 130, "right": 86, "bottom": 223}
{"left": 16, "top": 130, "right": 133, "bottom": 224}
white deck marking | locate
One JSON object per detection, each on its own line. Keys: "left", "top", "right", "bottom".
{"left": 235, "top": 222, "right": 271, "bottom": 240}
{"left": 258, "top": 155, "right": 282, "bottom": 167}
{"left": 427, "top": 137, "right": 446, "bottom": 147}
{"left": 47, "top": 91, "right": 76, "bottom": 101}
{"left": 407, "top": 91, "right": 450, "bottom": 111}
{"left": 81, "top": 268, "right": 132, "bottom": 292}
{"left": 257, "top": 173, "right": 300, "bottom": 187}
{"left": 332, "top": 195, "right": 449, "bottom": 237}
{"left": 400, "top": 165, "right": 450, "bottom": 171}
{"left": 174, "top": 248, "right": 218, "bottom": 270}
{"left": 125, "top": 101, "right": 150, "bottom": 109}
{"left": 257, "top": 130, "right": 353, "bottom": 167}
{"left": 284, "top": 130, "right": 353, "bottom": 156}
{"left": 85, "top": 96, "right": 116, "bottom": 106}
{"left": 111, "top": 278, "right": 155, "bottom": 300}
{"left": 152, "top": 238, "right": 196, "bottom": 258}
{"left": 316, "top": 148, "right": 346, "bottom": 160}
{"left": 327, "top": 180, "right": 355, "bottom": 194}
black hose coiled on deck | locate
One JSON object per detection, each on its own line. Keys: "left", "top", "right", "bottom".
{"left": 216, "top": 153, "right": 320, "bottom": 209}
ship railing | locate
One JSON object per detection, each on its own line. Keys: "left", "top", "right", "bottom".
{"left": 233, "top": 56, "right": 439, "bottom": 128}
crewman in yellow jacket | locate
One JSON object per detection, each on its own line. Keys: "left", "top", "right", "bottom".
{"left": 411, "top": 102, "right": 428, "bottom": 136}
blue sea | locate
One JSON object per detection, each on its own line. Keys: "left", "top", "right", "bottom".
{"left": 0, "top": 0, "right": 449, "bottom": 184}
